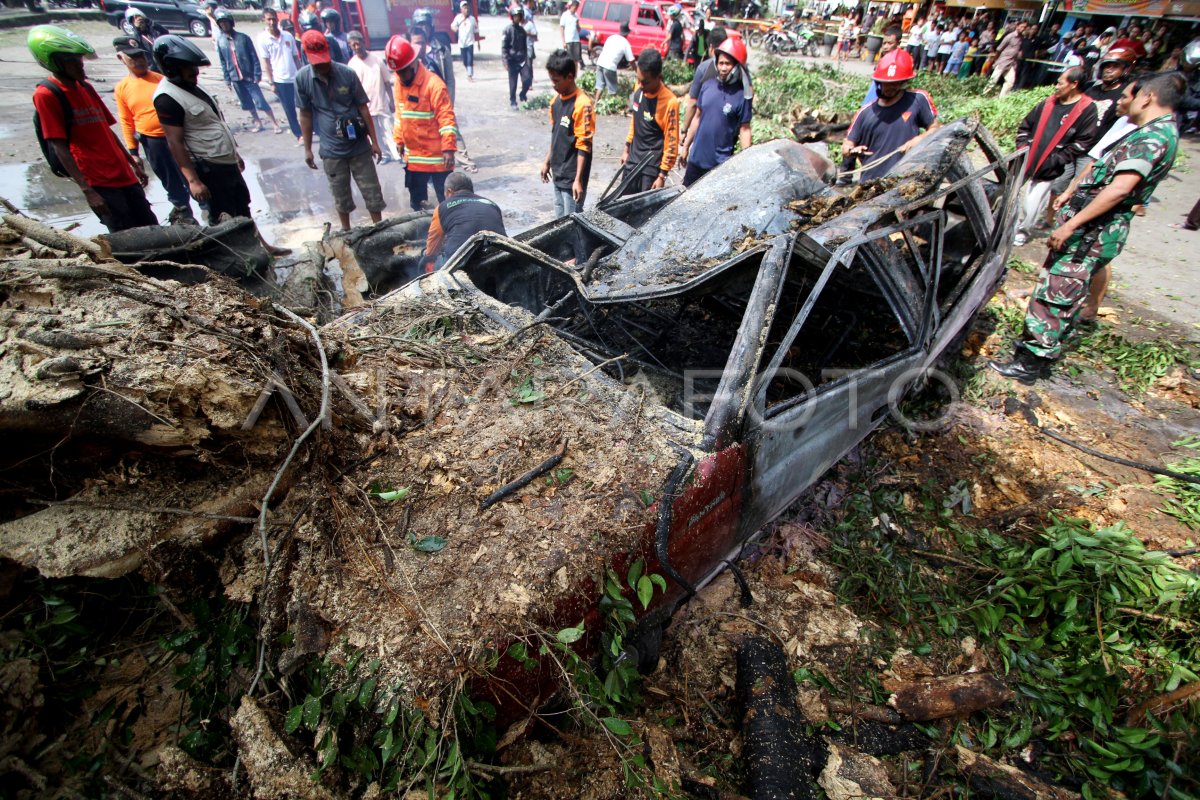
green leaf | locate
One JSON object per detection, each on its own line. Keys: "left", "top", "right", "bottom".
{"left": 358, "top": 678, "right": 377, "bottom": 708}
{"left": 636, "top": 575, "right": 654, "bottom": 610}
{"left": 302, "top": 694, "right": 321, "bottom": 730}
{"left": 650, "top": 574, "right": 667, "bottom": 593}
{"left": 602, "top": 716, "right": 633, "bottom": 736}
{"left": 284, "top": 704, "right": 304, "bottom": 733}
{"left": 556, "top": 624, "right": 584, "bottom": 644}
{"left": 627, "top": 558, "right": 644, "bottom": 590}
{"left": 372, "top": 487, "right": 410, "bottom": 501}
{"left": 411, "top": 535, "right": 448, "bottom": 553}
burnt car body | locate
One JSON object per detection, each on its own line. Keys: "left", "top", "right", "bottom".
{"left": 373, "top": 119, "right": 1025, "bottom": 708}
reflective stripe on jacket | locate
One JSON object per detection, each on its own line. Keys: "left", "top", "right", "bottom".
{"left": 393, "top": 63, "right": 457, "bottom": 172}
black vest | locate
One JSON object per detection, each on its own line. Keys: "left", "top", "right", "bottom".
{"left": 438, "top": 192, "right": 505, "bottom": 259}
{"left": 628, "top": 88, "right": 665, "bottom": 178}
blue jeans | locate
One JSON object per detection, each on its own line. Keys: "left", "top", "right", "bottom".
{"left": 461, "top": 45, "right": 474, "bottom": 76}
{"left": 273, "top": 81, "right": 301, "bottom": 138}
{"left": 231, "top": 80, "right": 272, "bottom": 113}
{"left": 553, "top": 186, "right": 580, "bottom": 217}
{"left": 139, "top": 133, "right": 191, "bottom": 209}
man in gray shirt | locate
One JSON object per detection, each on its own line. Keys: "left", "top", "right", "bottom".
{"left": 296, "top": 29, "right": 384, "bottom": 230}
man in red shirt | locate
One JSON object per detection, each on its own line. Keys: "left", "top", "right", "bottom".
{"left": 29, "top": 25, "right": 155, "bottom": 232}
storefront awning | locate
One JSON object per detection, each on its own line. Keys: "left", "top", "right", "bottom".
{"left": 1060, "top": 0, "right": 1200, "bottom": 16}
{"left": 944, "top": 0, "right": 1043, "bottom": 10}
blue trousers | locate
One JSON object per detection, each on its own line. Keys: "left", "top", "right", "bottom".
{"left": 273, "top": 81, "right": 302, "bottom": 138}
{"left": 139, "top": 133, "right": 191, "bottom": 210}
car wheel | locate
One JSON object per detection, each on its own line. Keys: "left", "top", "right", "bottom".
{"left": 189, "top": 18, "right": 210, "bottom": 37}
{"left": 121, "top": 19, "right": 137, "bottom": 36}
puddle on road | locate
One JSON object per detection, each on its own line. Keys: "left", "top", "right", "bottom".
{"left": 1, "top": 157, "right": 419, "bottom": 247}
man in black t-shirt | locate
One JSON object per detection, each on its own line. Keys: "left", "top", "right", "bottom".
{"left": 844, "top": 50, "right": 938, "bottom": 183}
{"left": 1085, "top": 46, "right": 1135, "bottom": 138}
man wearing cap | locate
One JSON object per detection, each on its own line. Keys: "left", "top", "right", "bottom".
{"left": 593, "top": 21, "right": 633, "bottom": 100}
{"left": 385, "top": 34, "right": 457, "bottom": 210}
{"left": 124, "top": 7, "right": 168, "bottom": 70}
{"left": 112, "top": 35, "right": 197, "bottom": 225}
{"left": 348, "top": 31, "right": 400, "bottom": 163}
{"left": 30, "top": 25, "right": 155, "bottom": 232}
{"left": 257, "top": 7, "right": 303, "bottom": 141}
{"left": 842, "top": 49, "right": 938, "bottom": 183}
{"left": 215, "top": 9, "right": 283, "bottom": 133}
{"left": 296, "top": 29, "right": 384, "bottom": 230}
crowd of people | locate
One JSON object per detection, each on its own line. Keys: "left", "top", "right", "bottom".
{"left": 24, "top": 5, "right": 1197, "bottom": 385}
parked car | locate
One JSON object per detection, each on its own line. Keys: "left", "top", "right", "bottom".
{"left": 579, "top": 0, "right": 737, "bottom": 60}
{"left": 99, "top": 0, "right": 212, "bottom": 37}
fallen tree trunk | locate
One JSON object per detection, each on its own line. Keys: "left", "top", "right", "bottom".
{"left": 887, "top": 672, "right": 1013, "bottom": 721}
{"left": 955, "top": 746, "right": 1081, "bottom": 800}
{"left": 736, "top": 638, "right": 824, "bottom": 800}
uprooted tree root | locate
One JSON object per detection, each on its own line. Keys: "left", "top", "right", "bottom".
{"left": 0, "top": 223, "right": 690, "bottom": 796}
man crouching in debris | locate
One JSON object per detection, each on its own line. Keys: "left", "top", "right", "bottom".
{"left": 990, "top": 73, "right": 1182, "bottom": 385}
{"left": 152, "top": 35, "right": 289, "bottom": 255}
{"left": 424, "top": 172, "right": 506, "bottom": 268}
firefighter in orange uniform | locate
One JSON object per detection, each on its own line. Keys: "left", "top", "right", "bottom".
{"left": 385, "top": 34, "right": 458, "bottom": 211}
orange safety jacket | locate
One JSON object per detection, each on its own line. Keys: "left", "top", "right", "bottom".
{"left": 392, "top": 63, "right": 457, "bottom": 173}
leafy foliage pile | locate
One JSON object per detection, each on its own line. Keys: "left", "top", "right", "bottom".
{"left": 753, "top": 59, "right": 1053, "bottom": 149}
{"left": 828, "top": 480, "right": 1200, "bottom": 799}
{"left": 1156, "top": 436, "right": 1200, "bottom": 530}
{"left": 1073, "top": 327, "right": 1198, "bottom": 394}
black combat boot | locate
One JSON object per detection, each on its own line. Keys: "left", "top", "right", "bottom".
{"left": 988, "top": 347, "right": 1052, "bottom": 385}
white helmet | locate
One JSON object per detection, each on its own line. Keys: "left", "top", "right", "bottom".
{"left": 125, "top": 6, "right": 147, "bottom": 21}
{"left": 1184, "top": 38, "right": 1200, "bottom": 69}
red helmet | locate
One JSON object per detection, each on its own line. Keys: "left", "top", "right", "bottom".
{"left": 385, "top": 35, "right": 418, "bottom": 71}
{"left": 716, "top": 36, "right": 747, "bottom": 66}
{"left": 873, "top": 49, "right": 915, "bottom": 82}
{"left": 1099, "top": 46, "right": 1136, "bottom": 67}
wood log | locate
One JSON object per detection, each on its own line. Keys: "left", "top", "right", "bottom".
{"left": 3, "top": 212, "right": 106, "bottom": 260}
{"left": 955, "top": 746, "right": 1081, "bottom": 800}
{"left": 887, "top": 672, "right": 1012, "bottom": 721}
{"left": 230, "top": 697, "right": 337, "bottom": 800}
{"left": 279, "top": 242, "right": 336, "bottom": 323}
{"left": 736, "top": 637, "right": 825, "bottom": 800}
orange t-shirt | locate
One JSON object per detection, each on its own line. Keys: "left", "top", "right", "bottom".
{"left": 114, "top": 70, "right": 167, "bottom": 150}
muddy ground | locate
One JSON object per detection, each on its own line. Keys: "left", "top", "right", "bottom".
{"left": 0, "top": 13, "right": 1199, "bottom": 800}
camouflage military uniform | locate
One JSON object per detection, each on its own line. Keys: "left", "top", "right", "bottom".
{"left": 1021, "top": 114, "right": 1179, "bottom": 359}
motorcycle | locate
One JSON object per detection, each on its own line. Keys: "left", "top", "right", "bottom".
{"left": 795, "top": 23, "right": 819, "bottom": 56}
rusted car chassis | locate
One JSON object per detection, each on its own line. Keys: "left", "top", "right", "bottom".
{"left": 382, "top": 119, "right": 1026, "bottom": 718}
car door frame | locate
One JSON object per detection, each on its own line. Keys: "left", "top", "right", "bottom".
{"left": 738, "top": 210, "right": 945, "bottom": 536}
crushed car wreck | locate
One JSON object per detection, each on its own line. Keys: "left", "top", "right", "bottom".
{"left": 0, "top": 118, "right": 1023, "bottom": 791}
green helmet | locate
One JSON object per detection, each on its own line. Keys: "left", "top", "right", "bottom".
{"left": 28, "top": 25, "right": 96, "bottom": 72}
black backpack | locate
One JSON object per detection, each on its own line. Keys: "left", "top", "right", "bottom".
{"left": 33, "top": 78, "right": 84, "bottom": 178}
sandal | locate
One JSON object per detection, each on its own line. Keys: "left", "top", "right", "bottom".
{"left": 248, "top": 121, "right": 264, "bottom": 133}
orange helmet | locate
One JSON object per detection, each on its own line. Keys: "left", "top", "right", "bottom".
{"left": 385, "top": 35, "right": 418, "bottom": 70}
{"left": 1099, "top": 46, "right": 1136, "bottom": 67}
{"left": 716, "top": 36, "right": 747, "bottom": 66}
{"left": 873, "top": 48, "right": 915, "bottom": 82}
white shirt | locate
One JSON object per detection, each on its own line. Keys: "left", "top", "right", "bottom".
{"left": 523, "top": 15, "right": 538, "bottom": 41}
{"left": 560, "top": 9, "right": 580, "bottom": 43}
{"left": 1087, "top": 116, "right": 1137, "bottom": 160}
{"left": 596, "top": 33, "right": 632, "bottom": 71}
{"left": 256, "top": 29, "right": 299, "bottom": 83}
{"left": 451, "top": 13, "right": 477, "bottom": 47}
{"left": 348, "top": 51, "right": 392, "bottom": 116}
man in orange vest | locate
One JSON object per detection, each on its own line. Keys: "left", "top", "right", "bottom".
{"left": 385, "top": 35, "right": 457, "bottom": 211}
{"left": 112, "top": 35, "right": 197, "bottom": 225}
